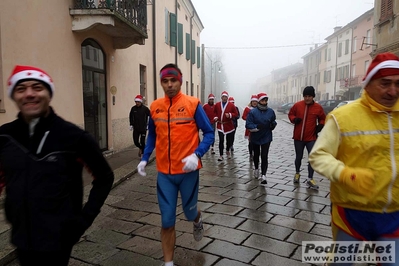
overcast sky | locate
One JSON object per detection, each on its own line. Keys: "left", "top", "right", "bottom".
{"left": 191, "top": 0, "right": 374, "bottom": 106}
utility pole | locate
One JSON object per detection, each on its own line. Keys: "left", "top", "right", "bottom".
{"left": 201, "top": 44, "right": 205, "bottom": 103}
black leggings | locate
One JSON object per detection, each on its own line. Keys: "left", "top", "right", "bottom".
{"left": 294, "top": 140, "right": 315, "bottom": 179}
{"left": 252, "top": 142, "right": 271, "bottom": 175}
{"left": 17, "top": 246, "right": 73, "bottom": 266}
{"left": 218, "top": 131, "right": 234, "bottom": 156}
{"left": 133, "top": 130, "right": 146, "bottom": 151}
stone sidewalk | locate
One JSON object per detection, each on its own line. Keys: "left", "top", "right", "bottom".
{"left": 1, "top": 120, "right": 336, "bottom": 266}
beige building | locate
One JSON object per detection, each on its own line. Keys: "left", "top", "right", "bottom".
{"left": 373, "top": 0, "right": 399, "bottom": 56}
{"left": 0, "top": 0, "right": 203, "bottom": 152}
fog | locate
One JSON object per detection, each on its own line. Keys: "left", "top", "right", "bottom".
{"left": 191, "top": 0, "right": 373, "bottom": 110}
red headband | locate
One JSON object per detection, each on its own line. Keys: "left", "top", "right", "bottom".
{"left": 160, "top": 68, "right": 182, "bottom": 83}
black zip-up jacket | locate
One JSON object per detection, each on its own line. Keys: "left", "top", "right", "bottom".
{"left": 129, "top": 104, "right": 150, "bottom": 133}
{"left": 0, "top": 108, "right": 114, "bottom": 251}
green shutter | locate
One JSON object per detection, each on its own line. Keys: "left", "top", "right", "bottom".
{"left": 191, "top": 40, "right": 196, "bottom": 64}
{"left": 197, "top": 47, "right": 201, "bottom": 68}
{"left": 177, "top": 23, "right": 183, "bottom": 54}
{"left": 165, "top": 9, "right": 169, "bottom": 44}
{"left": 186, "top": 33, "right": 191, "bottom": 60}
{"left": 169, "top": 13, "right": 177, "bottom": 47}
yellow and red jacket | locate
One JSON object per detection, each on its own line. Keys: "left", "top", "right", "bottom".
{"left": 310, "top": 91, "right": 399, "bottom": 213}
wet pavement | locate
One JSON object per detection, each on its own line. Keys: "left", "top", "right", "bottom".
{"left": 0, "top": 120, "right": 335, "bottom": 266}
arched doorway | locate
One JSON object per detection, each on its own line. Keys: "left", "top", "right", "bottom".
{"left": 81, "top": 39, "right": 108, "bottom": 150}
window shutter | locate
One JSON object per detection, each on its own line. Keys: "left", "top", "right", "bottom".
{"left": 186, "top": 33, "right": 191, "bottom": 60}
{"left": 380, "top": 0, "right": 387, "bottom": 21}
{"left": 197, "top": 47, "right": 201, "bottom": 68}
{"left": 177, "top": 23, "right": 183, "bottom": 54}
{"left": 165, "top": 9, "right": 169, "bottom": 44}
{"left": 191, "top": 40, "right": 196, "bottom": 64}
{"left": 169, "top": 13, "right": 177, "bottom": 47}
{"left": 387, "top": 0, "right": 393, "bottom": 17}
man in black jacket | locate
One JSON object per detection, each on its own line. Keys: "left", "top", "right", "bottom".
{"left": 0, "top": 65, "right": 114, "bottom": 266}
{"left": 129, "top": 94, "right": 150, "bottom": 157}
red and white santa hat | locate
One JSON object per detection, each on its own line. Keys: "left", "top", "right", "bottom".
{"left": 257, "top": 92, "right": 268, "bottom": 101}
{"left": 221, "top": 91, "right": 229, "bottom": 97}
{"left": 250, "top": 94, "right": 259, "bottom": 102}
{"left": 135, "top": 94, "right": 143, "bottom": 102}
{"left": 7, "top": 65, "right": 54, "bottom": 98}
{"left": 362, "top": 52, "right": 399, "bottom": 87}
{"left": 208, "top": 93, "right": 215, "bottom": 100}
{"left": 228, "top": 96, "right": 235, "bottom": 103}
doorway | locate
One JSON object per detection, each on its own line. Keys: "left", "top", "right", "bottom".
{"left": 81, "top": 39, "right": 108, "bottom": 150}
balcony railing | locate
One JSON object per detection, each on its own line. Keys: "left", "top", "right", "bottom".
{"left": 74, "top": 0, "right": 147, "bottom": 34}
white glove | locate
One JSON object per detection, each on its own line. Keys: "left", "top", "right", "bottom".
{"left": 129, "top": 125, "right": 133, "bottom": 131}
{"left": 249, "top": 128, "right": 259, "bottom": 132}
{"left": 137, "top": 161, "right": 147, "bottom": 176}
{"left": 182, "top": 153, "right": 199, "bottom": 172}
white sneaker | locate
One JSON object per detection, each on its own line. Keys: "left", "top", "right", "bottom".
{"left": 193, "top": 215, "right": 204, "bottom": 241}
{"left": 218, "top": 156, "right": 223, "bottom": 161}
{"left": 254, "top": 169, "right": 259, "bottom": 178}
{"left": 260, "top": 175, "right": 267, "bottom": 185}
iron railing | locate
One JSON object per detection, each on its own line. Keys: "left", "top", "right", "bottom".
{"left": 74, "top": 0, "right": 147, "bottom": 34}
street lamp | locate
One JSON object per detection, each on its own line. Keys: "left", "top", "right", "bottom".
{"left": 211, "top": 60, "right": 223, "bottom": 95}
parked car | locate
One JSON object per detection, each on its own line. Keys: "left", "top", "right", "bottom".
{"left": 276, "top": 102, "right": 294, "bottom": 114}
{"left": 333, "top": 100, "right": 355, "bottom": 110}
{"left": 317, "top": 100, "right": 342, "bottom": 114}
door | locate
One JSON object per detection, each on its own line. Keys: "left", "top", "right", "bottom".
{"left": 81, "top": 39, "right": 108, "bottom": 150}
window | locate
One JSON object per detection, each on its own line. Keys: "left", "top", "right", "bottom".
{"left": 197, "top": 47, "right": 201, "bottom": 68}
{"left": 185, "top": 33, "right": 191, "bottom": 60}
{"left": 169, "top": 13, "right": 177, "bottom": 47}
{"left": 353, "top": 37, "right": 357, "bottom": 52}
{"left": 366, "top": 30, "right": 371, "bottom": 48}
{"left": 328, "top": 48, "right": 331, "bottom": 61}
{"left": 345, "top": 39, "right": 349, "bottom": 54}
{"left": 338, "top": 42, "right": 342, "bottom": 57}
{"left": 380, "top": 0, "right": 394, "bottom": 21}
{"left": 177, "top": 23, "right": 183, "bottom": 54}
{"left": 364, "top": 60, "right": 370, "bottom": 73}
{"left": 191, "top": 40, "right": 196, "bottom": 64}
{"left": 324, "top": 49, "right": 327, "bottom": 61}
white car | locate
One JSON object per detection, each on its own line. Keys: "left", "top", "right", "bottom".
{"left": 334, "top": 100, "right": 355, "bottom": 110}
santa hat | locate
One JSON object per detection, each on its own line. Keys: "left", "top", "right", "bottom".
{"left": 135, "top": 94, "right": 143, "bottom": 102}
{"left": 362, "top": 52, "right": 399, "bottom": 87}
{"left": 221, "top": 91, "right": 229, "bottom": 97}
{"left": 7, "top": 65, "right": 54, "bottom": 98}
{"left": 250, "top": 94, "right": 259, "bottom": 102}
{"left": 208, "top": 93, "right": 215, "bottom": 100}
{"left": 257, "top": 92, "right": 268, "bottom": 101}
{"left": 228, "top": 96, "right": 235, "bottom": 103}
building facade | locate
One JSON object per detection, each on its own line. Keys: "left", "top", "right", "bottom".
{"left": 373, "top": 0, "right": 399, "bottom": 56}
{"left": 0, "top": 0, "right": 203, "bottom": 151}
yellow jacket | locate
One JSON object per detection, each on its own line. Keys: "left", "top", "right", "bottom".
{"left": 309, "top": 91, "right": 399, "bottom": 212}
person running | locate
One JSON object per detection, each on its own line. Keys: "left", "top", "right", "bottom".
{"left": 242, "top": 94, "right": 258, "bottom": 160}
{"left": 0, "top": 65, "right": 114, "bottom": 266}
{"left": 288, "top": 86, "right": 325, "bottom": 190}
{"left": 136, "top": 64, "right": 214, "bottom": 266}
{"left": 129, "top": 94, "right": 150, "bottom": 158}
{"left": 228, "top": 96, "right": 240, "bottom": 153}
{"left": 245, "top": 92, "right": 277, "bottom": 185}
{"left": 213, "top": 91, "right": 237, "bottom": 161}
{"left": 309, "top": 52, "right": 399, "bottom": 266}
{"left": 202, "top": 93, "right": 216, "bottom": 154}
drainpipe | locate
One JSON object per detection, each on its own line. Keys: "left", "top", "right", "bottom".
{"left": 190, "top": 10, "right": 194, "bottom": 96}
{"left": 333, "top": 35, "right": 338, "bottom": 100}
{"left": 175, "top": 0, "right": 178, "bottom": 64}
{"left": 152, "top": 0, "right": 157, "bottom": 99}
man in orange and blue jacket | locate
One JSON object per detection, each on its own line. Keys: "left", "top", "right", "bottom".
{"left": 136, "top": 64, "right": 214, "bottom": 266}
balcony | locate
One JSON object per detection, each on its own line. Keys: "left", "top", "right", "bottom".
{"left": 70, "top": 0, "right": 148, "bottom": 49}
